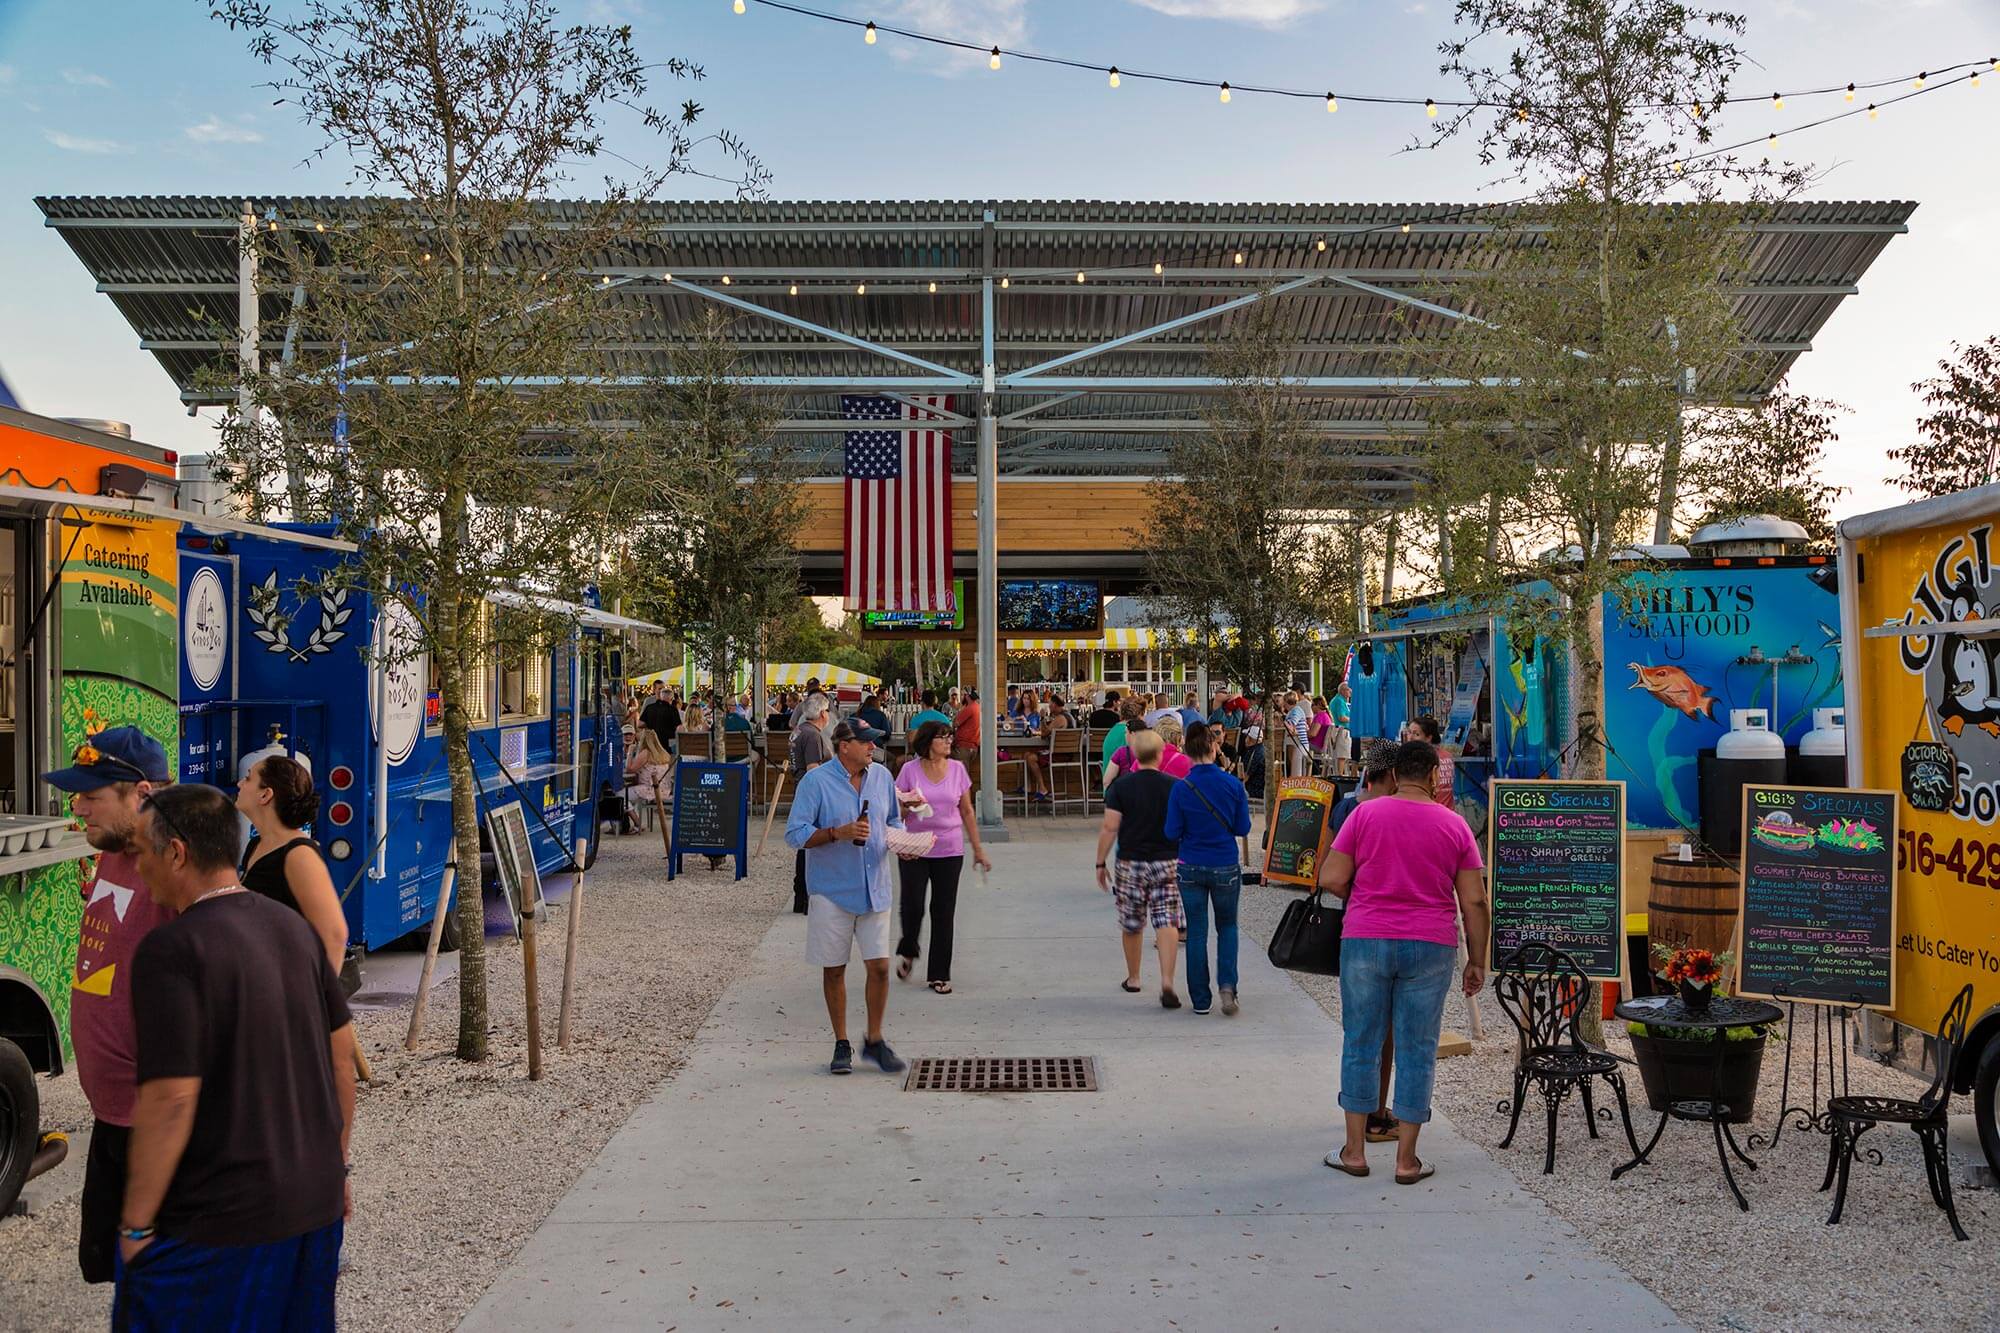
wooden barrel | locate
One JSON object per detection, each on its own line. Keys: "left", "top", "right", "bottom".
{"left": 1647, "top": 853, "right": 1739, "bottom": 964}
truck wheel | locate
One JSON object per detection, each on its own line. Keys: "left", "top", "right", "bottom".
{"left": 0, "top": 1038, "right": 39, "bottom": 1217}
{"left": 1976, "top": 1037, "right": 2000, "bottom": 1183}
{"left": 437, "top": 901, "right": 463, "bottom": 954}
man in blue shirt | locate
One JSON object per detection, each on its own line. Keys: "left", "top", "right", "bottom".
{"left": 785, "top": 720, "right": 908, "bottom": 1075}
{"left": 908, "top": 689, "right": 952, "bottom": 733}
{"left": 1163, "top": 723, "right": 1253, "bottom": 1016}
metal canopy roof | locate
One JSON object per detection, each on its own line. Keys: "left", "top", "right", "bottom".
{"left": 38, "top": 195, "right": 1913, "bottom": 491}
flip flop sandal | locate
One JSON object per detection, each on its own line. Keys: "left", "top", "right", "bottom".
{"left": 896, "top": 957, "right": 914, "bottom": 981}
{"left": 929, "top": 980, "right": 953, "bottom": 994}
{"left": 1120, "top": 980, "right": 1142, "bottom": 992}
{"left": 1323, "top": 1151, "right": 1370, "bottom": 1177}
{"left": 1394, "top": 1161, "right": 1436, "bottom": 1186}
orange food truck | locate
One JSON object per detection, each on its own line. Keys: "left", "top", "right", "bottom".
{"left": 1840, "top": 485, "right": 2000, "bottom": 1180}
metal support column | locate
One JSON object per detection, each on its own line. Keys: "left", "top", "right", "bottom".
{"left": 976, "top": 397, "right": 1002, "bottom": 825}
{"left": 237, "top": 201, "right": 263, "bottom": 516}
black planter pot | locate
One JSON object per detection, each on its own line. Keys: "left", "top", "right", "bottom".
{"left": 1629, "top": 1032, "right": 1767, "bottom": 1124}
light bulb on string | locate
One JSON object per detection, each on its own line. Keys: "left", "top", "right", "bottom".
{"left": 1109, "top": 67, "right": 1120, "bottom": 89}
{"left": 1425, "top": 98, "right": 1438, "bottom": 118}
{"left": 732, "top": 0, "right": 744, "bottom": 12}
{"left": 864, "top": 21, "right": 876, "bottom": 44}
{"left": 1233, "top": 251, "right": 1245, "bottom": 265}
{"left": 1771, "top": 92, "right": 1784, "bottom": 110}
{"left": 929, "top": 281, "right": 938, "bottom": 293}
{"left": 1767, "top": 133, "right": 1778, "bottom": 149}
{"left": 1325, "top": 92, "right": 1337, "bottom": 113}
{"left": 1516, "top": 106, "right": 1529, "bottom": 123}
{"left": 1219, "top": 82, "right": 1231, "bottom": 104}
{"left": 1973, "top": 71, "right": 1982, "bottom": 88}
{"left": 315, "top": 221, "right": 326, "bottom": 232}
{"left": 1868, "top": 102, "right": 1878, "bottom": 118}
{"left": 1153, "top": 261, "right": 1164, "bottom": 275}
{"left": 1400, "top": 223, "right": 1411, "bottom": 234}
{"left": 856, "top": 283, "right": 866, "bottom": 295}
{"left": 989, "top": 46, "right": 1001, "bottom": 70}
{"left": 1000, "top": 276, "right": 1010, "bottom": 289}
{"left": 1076, "top": 271, "right": 1086, "bottom": 283}
{"left": 1913, "top": 72, "right": 1926, "bottom": 89}
{"left": 720, "top": 274, "right": 730, "bottom": 285}
{"left": 664, "top": 273, "right": 673, "bottom": 282}
{"left": 1673, "top": 160, "right": 1685, "bottom": 175}
{"left": 1691, "top": 101, "right": 1704, "bottom": 119}
{"left": 789, "top": 282, "right": 798, "bottom": 295}
{"left": 1316, "top": 239, "right": 1327, "bottom": 251}
{"left": 1845, "top": 83, "right": 1856, "bottom": 101}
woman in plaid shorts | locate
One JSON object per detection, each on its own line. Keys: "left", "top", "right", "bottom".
{"left": 1093, "top": 728, "right": 1186, "bottom": 1008}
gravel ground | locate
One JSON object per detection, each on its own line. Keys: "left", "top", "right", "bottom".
{"left": 1234, "top": 878, "right": 2000, "bottom": 1333}
{"left": 0, "top": 830, "right": 783, "bottom": 1331}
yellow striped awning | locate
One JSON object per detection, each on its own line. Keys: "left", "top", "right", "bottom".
{"left": 1006, "top": 629, "right": 1158, "bottom": 651}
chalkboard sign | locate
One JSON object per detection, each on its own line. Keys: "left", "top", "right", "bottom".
{"left": 670, "top": 761, "right": 749, "bottom": 881}
{"left": 1488, "top": 780, "right": 1625, "bottom": 982}
{"left": 1737, "top": 784, "right": 1897, "bottom": 1008}
{"left": 486, "top": 801, "right": 544, "bottom": 937}
{"left": 1264, "top": 777, "right": 1336, "bottom": 888}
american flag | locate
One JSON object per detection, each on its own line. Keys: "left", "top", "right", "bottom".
{"left": 842, "top": 394, "right": 955, "bottom": 613}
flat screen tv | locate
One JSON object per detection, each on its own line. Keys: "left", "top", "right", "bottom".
{"left": 998, "top": 579, "right": 1103, "bottom": 634}
{"left": 860, "top": 580, "right": 964, "bottom": 633}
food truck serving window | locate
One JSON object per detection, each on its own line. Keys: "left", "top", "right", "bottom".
{"left": 498, "top": 640, "right": 549, "bottom": 722}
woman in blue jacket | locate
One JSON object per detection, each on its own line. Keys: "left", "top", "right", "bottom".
{"left": 1165, "top": 722, "right": 1254, "bottom": 1016}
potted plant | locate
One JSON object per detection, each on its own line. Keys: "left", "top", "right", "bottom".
{"left": 1625, "top": 944, "right": 1774, "bottom": 1124}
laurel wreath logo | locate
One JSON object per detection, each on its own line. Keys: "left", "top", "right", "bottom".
{"left": 246, "top": 571, "right": 353, "bottom": 663}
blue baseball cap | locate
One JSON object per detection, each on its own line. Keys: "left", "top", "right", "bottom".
{"left": 43, "top": 726, "right": 171, "bottom": 792}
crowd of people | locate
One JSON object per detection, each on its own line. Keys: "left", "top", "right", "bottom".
{"left": 47, "top": 727, "right": 355, "bottom": 1324}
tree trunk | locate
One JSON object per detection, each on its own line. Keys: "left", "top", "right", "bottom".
{"left": 437, "top": 597, "right": 489, "bottom": 1062}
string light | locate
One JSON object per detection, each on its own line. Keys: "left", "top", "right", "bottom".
{"left": 1914, "top": 72, "right": 1926, "bottom": 89}
{"left": 1076, "top": 270, "right": 1086, "bottom": 282}
{"left": 1325, "top": 92, "right": 1337, "bottom": 113}
{"left": 1315, "top": 239, "right": 1327, "bottom": 251}
{"left": 1233, "top": 251, "right": 1245, "bottom": 265}
{"left": 989, "top": 46, "right": 1001, "bottom": 70}
{"left": 789, "top": 282, "right": 798, "bottom": 295}
{"left": 1673, "top": 160, "right": 1686, "bottom": 174}
{"left": 1425, "top": 98, "right": 1438, "bottom": 118}
{"left": 1109, "top": 67, "right": 1120, "bottom": 89}
{"left": 1400, "top": 223, "right": 1411, "bottom": 233}
{"left": 929, "top": 280, "right": 938, "bottom": 293}
{"left": 720, "top": 274, "right": 730, "bottom": 285}
{"left": 856, "top": 282, "right": 866, "bottom": 295}
{"left": 314, "top": 221, "right": 326, "bottom": 232}
{"left": 1771, "top": 92, "right": 1784, "bottom": 110}
{"left": 1000, "top": 275, "right": 1009, "bottom": 288}
{"left": 1768, "top": 132, "right": 1779, "bottom": 148}
{"left": 1868, "top": 103, "right": 1878, "bottom": 118}
{"left": 1845, "top": 83, "right": 1856, "bottom": 101}
{"left": 732, "top": 0, "right": 743, "bottom": 12}
{"left": 864, "top": 21, "right": 876, "bottom": 44}
{"left": 1692, "top": 101, "right": 1705, "bottom": 118}
{"left": 1516, "top": 106, "right": 1529, "bottom": 122}
{"left": 1153, "top": 261, "right": 1163, "bottom": 275}
{"left": 664, "top": 273, "right": 673, "bottom": 282}
{"left": 1219, "top": 82, "right": 1231, "bottom": 104}
{"left": 1974, "top": 71, "right": 1983, "bottom": 89}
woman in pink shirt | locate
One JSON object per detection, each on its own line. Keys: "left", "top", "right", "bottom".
{"left": 1317, "top": 740, "right": 1491, "bottom": 1185}
{"left": 1109, "top": 719, "right": 1193, "bottom": 781}
{"left": 893, "top": 720, "right": 992, "bottom": 993}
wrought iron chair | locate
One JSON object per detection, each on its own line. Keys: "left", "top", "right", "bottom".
{"left": 1492, "top": 943, "right": 1643, "bottom": 1174}
{"left": 1822, "top": 983, "right": 1974, "bottom": 1241}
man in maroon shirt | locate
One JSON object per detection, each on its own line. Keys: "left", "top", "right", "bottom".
{"left": 42, "top": 726, "right": 174, "bottom": 1284}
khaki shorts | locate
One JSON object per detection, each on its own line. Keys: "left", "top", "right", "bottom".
{"left": 805, "top": 894, "right": 892, "bottom": 967}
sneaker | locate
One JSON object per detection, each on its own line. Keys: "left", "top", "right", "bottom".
{"left": 829, "top": 1040, "right": 853, "bottom": 1075}
{"left": 1192, "top": 1003, "right": 1212, "bottom": 1015}
{"left": 1220, "top": 988, "right": 1239, "bottom": 1016}
{"left": 862, "top": 1038, "right": 906, "bottom": 1074}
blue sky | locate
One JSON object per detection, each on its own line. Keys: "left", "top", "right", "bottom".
{"left": 1, "top": 0, "right": 1995, "bottom": 519}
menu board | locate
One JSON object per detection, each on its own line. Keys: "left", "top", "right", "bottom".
{"left": 670, "top": 761, "right": 749, "bottom": 881}
{"left": 1488, "top": 780, "right": 1625, "bottom": 982}
{"left": 1264, "top": 777, "right": 1337, "bottom": 888}
{"left": 1737, "top": 785, "right": 1897, "bottom": 1008}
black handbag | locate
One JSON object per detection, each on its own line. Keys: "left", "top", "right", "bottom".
{"left": 1266, "top": 889, "right": 1345, "bottom": 976}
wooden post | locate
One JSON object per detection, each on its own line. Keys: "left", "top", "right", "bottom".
{"left": 404, "top": 840, "right": 458, "bottom": 1051}
{"left": 557, "top": 839, "right": 586, "bottom": 1052}
{"left": 352, "top": 1042, "right": 375, "bottom": 1084}
{"left": 757, "top": 764, "right": 790, "bottom": 856}
{"left": 522, "top": 893, "right": 544, "bottom": 1081}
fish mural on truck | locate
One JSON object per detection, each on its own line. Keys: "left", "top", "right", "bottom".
{"left": 1627, "top": 663, "right": 1719, "bottom": 722}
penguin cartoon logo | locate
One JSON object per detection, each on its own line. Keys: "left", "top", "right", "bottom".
{"left": 1936, "top": 583, "right": 2000, "bottom": 739}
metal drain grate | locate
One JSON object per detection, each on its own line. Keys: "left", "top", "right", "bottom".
{"left": 903, "top": 1056, "right": 1098, "bottom": 1093}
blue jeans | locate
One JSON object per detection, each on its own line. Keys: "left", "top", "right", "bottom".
{"left": 1337, "top": 937, "right": 1456, "bottom": 1124}
{"left": 115, "top": 1219, "right": 342, "bottom": 1332}
{"left": 1177, "top": 862, "right": 1240, "bottom": 1011}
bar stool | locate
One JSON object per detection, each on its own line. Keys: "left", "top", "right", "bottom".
{"left": 1046, "top": 726, "right": 1089, "bottom": 815}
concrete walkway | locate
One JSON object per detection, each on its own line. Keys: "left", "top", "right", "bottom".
{"left": 463, "top": 821, "right": 1683, "bottom": 1332}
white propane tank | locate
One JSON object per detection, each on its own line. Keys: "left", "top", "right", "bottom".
{"left": 237, "top": 723, "right": 313, "bottom": 783}
{"left": 1800, "top": 708, "right": 1846, "bottom": 756}
{"left": 1716, "top": 708, "right": 1785, "bottom": 760}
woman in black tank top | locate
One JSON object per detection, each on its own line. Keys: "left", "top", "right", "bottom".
{"left": 237, "top": 754, "right": 348, "bottom": 969}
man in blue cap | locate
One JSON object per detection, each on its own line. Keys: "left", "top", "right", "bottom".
{"left": 41, "top": 725, "right": 174, "bottom": 1285}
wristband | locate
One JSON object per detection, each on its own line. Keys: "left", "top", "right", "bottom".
{"left": 1095, "top": 862, "right": 1107, "bottom": 869}
{"left": 120, "top": 1224, "right": 157, "bottom": 1242}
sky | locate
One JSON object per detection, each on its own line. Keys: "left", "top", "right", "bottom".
{"left": 0, "top": 0, "right": 1995, "bottom": 523}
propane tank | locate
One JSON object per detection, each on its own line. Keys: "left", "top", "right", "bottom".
{"left": 1791, "top": 707, "right": 1847, "bottom": 787}
{"left": 1716, "top": 709, "right": 1785, "bottom": 759}
{"left": 237, "top": 723, "right": 313, "bottom": 783}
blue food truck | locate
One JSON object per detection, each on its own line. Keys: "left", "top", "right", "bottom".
{"left": 175, "top": 525, "right": 652, "bottom": 951}
{"left": 1351, "top": 552, "right": 1843, "bottom": 837}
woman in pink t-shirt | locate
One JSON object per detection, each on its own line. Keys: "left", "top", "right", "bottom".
{"left": 1317, "top": 740, "right": 1491, "bottom": 1185}
{"left": 893, "top": 720, "right": 992, "bottom": 993}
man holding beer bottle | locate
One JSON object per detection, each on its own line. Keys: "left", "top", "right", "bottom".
{"left": 784, "top": 720, "right": 907, "bottom": 1076}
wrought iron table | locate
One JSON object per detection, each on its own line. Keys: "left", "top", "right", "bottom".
{"left": 1612, "top": 994, "right": 1785, "bottom": 1210}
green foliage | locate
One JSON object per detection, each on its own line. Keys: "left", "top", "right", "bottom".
{"left": 1680, "top": 389, "right": 1848, "bottom": 546}
{"left": 1888, "top": 335, "right": 2000, "bottom": 498}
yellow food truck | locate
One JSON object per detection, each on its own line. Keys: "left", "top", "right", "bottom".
{"left": 1840, "top": 486, "right": 2000, "bottom": 1179}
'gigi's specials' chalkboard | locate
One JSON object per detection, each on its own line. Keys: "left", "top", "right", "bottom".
{"left": 1488, "top": 780, "right": 1625, "bottom": 982}
{"left": 1737, "top": 785, "right": 1897, "bottom": 1008}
